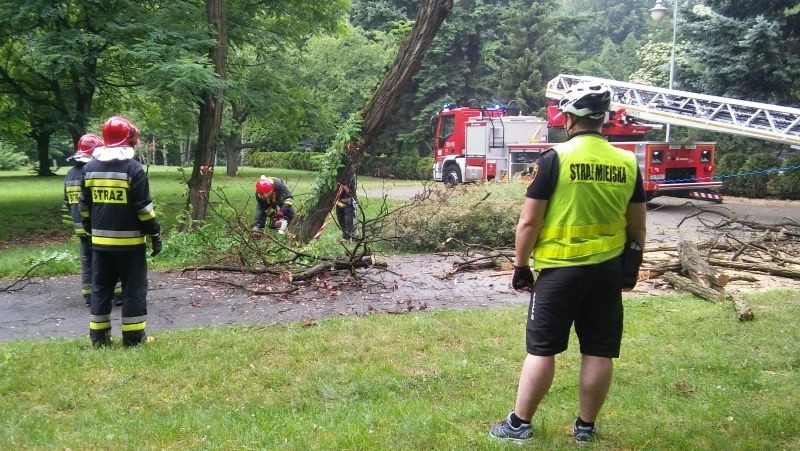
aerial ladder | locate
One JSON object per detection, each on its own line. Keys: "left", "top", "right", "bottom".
{"left": 546, "top": 74, "right": 800, "bottom": 147}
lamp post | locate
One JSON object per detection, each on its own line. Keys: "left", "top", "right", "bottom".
{"left": 650, "top": 0, "right": 678, "bottom": 142}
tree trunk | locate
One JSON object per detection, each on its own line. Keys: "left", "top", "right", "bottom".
{"left": 296, "top": 0, "right": 453, "bottom": 242}
{"left": 662, "top": 272, "right": 727, "bottom": 303}
{"left": 726, "top": 290, "right": 754, "bottom": 321}
{"left": 224, "top": 132, "right": 241, "bottom": 177}
{"left": 186, "top": 0, "right": 228, "bottom": 224}
{"left": 708, "top": 259, "right": 800, "bottom": 279}
{"left": 33, "top": 130, "right": 54, "bottom": 176}
{"left": 678, "top": 240, "right": 730, "bottom": 289}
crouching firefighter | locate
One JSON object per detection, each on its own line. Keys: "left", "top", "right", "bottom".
{"left": 251, "top": 175, "right": 295, "bottom": 236}
{"left": 80, "top": 116, "right": 162, "bottom": 347}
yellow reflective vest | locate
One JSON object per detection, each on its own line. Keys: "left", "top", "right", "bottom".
{"left": 533, "top": 134, "right": 638, "bottom": 269}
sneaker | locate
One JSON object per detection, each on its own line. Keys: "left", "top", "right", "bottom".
{"left": 573, "top": 419, "right": 596, "bottom": 443}
{"left": 489, "top": 412, "right": 533, "bottom": 443}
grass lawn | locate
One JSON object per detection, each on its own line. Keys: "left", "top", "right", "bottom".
{"left": 0, "top": 166, "right": 422, "bottom": 278}
{"left": 2, "top": 167, "right": 798, "bottom": 449}
{"left": 0, "top": 290, "right": 798, "bottom": 449}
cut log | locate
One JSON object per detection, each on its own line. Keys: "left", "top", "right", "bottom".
{"left": 708, "top": 259, "right": 800, "bottom": 279}
{"left": 678, "top": 240, "right": 730, "bottom": 289}
{"left": 725, "top": 290, "right": 754, "bottom": 321}
{"left": 662, "top": 272, "right": 726, "bottom": 303}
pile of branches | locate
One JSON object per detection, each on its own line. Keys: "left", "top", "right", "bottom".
{"left": 440, "top": 203, "right": 800, "bottom": 322}
{"left": 178, "top": 185, "right": 443, "bottom": 295}
{"left": 641, "top": 204, "right": 800, "bottom": 321}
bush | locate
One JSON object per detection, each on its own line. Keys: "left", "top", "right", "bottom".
{"left": 249, "top": 150, "right": 433, "bottom": 181}
{"left": 738, "top": 152, "right": 782, "bottom": 198}
{"left": 385, "top": 183, "right": 524, "bottom": 252}
{"left": 0, "top": 142, "right": 30, "bottom": 170}
{"left": 768, "top": 155, "right": 800, "bottom": 200}
{"left": 360, "top": 155, "right": 432, "bottom": 180}
{"left": 716, "top": 152, "right": 748, "bottom": 196}
{"left": 248, "top": 151, "right": 323, "bottom": 171}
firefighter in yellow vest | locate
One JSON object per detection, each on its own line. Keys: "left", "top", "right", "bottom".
{"left": 64, "top": 135, "right": 124, "bottom": 307}
{"left": 491, "top": 82, "right": 647, "bottom": 443}
{"left": 80, "top": 116, "right": 162, "bottom": 347}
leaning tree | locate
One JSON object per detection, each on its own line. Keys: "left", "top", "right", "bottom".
{"left": 296, "top": 0, "right": 454, "bottom": 242}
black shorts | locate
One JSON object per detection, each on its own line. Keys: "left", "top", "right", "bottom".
{"left": 525, "top": 255, "right": 623, "bottom": 358}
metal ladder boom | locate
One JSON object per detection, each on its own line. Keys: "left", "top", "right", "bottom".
{"left": 546, "top": 74, "right": 800, "bottom": 146}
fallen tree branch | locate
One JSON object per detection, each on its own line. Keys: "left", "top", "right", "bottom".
{"left": 726, "top": 290, "right": 754, "bottom": 321}
{"left": 707, "top": 259, "right": 800, "bottom": 279}
{"left": 662, "top": 272, "right": 726, "bottom": 303}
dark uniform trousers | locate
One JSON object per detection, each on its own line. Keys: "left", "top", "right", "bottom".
{"left": 90, "top": 249, "right": 147, "bottom": 346}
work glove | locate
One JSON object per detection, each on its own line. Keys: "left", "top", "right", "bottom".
{"left": 150, "top": 235, "right": 163, "bottom": 257}
{"left": 82, "top": 218, "right": 92, "bottom": 235}
{"left": 621, "top": 240, "right": 643, "bottom": 290}
{"left": 512, "top": 265, "right": 535, "bottom": 291}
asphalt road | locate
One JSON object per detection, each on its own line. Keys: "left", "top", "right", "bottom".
{"left": 2, "top": 190, "right": 797, "bottom": 343}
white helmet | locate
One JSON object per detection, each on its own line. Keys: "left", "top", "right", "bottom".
{"left": 558, "top": 81, "right": 613, "bottom": 120}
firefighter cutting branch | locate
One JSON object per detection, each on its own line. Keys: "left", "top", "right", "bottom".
{"left": 251, "top": 175, "right": 295, "bottom": 236}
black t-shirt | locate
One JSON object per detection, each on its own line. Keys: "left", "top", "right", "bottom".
{"left": 525, "top": 147, "right": 647, "bottom": 203}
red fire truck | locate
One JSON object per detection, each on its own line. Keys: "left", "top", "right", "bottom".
{"left": 432, "top": 74, "right": 800, "bottom": 202}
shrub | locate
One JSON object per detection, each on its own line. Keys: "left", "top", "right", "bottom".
{"left": 384, "top": 183, "right": 525, "bottom": 252}
{"left": 716, "top": 152, "right": 748, "bottom": 196}
{"left": 0, "top": 143, "right": 30, "bottom": 170}
{"left": 738, "top": 152, "right": 782, "bottom": 198}
{"left": 249, "top": 150, "right": 433, "bottom": 181}
{"left": 767, "top": 155, "right": 800, "bottom": 200}
{"left": 248, "top": 151, "right": 323, "bottom": 171}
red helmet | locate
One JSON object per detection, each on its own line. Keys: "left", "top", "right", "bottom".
{"left": 102, "top": 116, "right": 139, "bottom": 147}
{"left": 255, "top": 175, "right": 274, "bottom": 195}
{"left": 73, "top": 134, "right": 103, "bottom": 161}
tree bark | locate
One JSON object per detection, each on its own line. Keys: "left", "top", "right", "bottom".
{"left": 33, "top": 129, "right": 54, "bottom": 176}
{"left": 726, "top": 290, "right": 754, "bottom": 321}
{"left": 186, "top": 0, "right": 228, "bottom": 223}
{"left": 678, "top": 240, "right": 730, "bottom": 289}
{"left": 708, "top": 259, "right": 800, "bottom": 279}
{"left": 662, "top": 272, "right": 727, "bottom": 303}
{"left": 296, "top": 0, "right": 454, "bottom": 242}
{"left": 224, "top": 132, "right": 241, "bottom": 177}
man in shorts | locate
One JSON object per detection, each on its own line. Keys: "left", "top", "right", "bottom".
{"left": 490, "top": 81, "right": 647, "bottom": 443}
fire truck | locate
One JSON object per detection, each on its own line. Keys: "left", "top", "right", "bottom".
{"left": 431, "top": 74, "right": 800, "bottom": 202}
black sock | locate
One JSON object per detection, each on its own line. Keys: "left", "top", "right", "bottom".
{"left": 576, "top": 416, "right": 595, "bottom": 428}
{"left": 510, "top": 412, "right": 530, "bottom": 427}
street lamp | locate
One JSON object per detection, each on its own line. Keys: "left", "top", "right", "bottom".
{"left": 650, "top": 0, "right": 679, "bottom": 142}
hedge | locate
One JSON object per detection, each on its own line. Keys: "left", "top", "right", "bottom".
{"left": 247, "top": 151, "right": 434, "bottom": 181}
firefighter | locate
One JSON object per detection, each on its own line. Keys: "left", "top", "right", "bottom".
{"left": 335, "top": 176, "right": 357, "bottom": 240}
{"left": 80, "top": 116, "right": 162, "bottom": 347}
{"left": 64, "top": 135, "right": 123, "bottom": 307}
{"left": 490, "top": 82, "right": 647, "bottom": 443}
{"left": 251, "top": 175, "right": 294, "bottom": 236}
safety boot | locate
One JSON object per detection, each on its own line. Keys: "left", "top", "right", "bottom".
{"left": 90, "top": 329, "right": 111, "bottom": 348}
{"left": 122, "top": 330, "right": 147, "bottom": 347}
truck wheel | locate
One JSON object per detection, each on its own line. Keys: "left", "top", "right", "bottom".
{"left": 444, "top": 166, "right": 462, "bottom": 187}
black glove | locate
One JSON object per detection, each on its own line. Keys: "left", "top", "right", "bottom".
{"left": 82, "top": 218, "right": 92, "bottom": 235}
{"left": 150, "top": 235, "right": 163, "bottom": 257}
{"left": 512, "top": 265, "right": 535, "bottom": 291}
{"left": 622, "top": 240, "right": 643, "bottom": 289}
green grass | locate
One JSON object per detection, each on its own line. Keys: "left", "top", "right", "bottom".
{"left": 0, "top": 166, "right": 422, "bottom": 277}
{"left": 0, "top": 290, "right": 798, "bottom": 449}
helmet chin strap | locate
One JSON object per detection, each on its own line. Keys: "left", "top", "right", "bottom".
{"left": 565, "top": 114, "right": 577, "bottom": 139}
